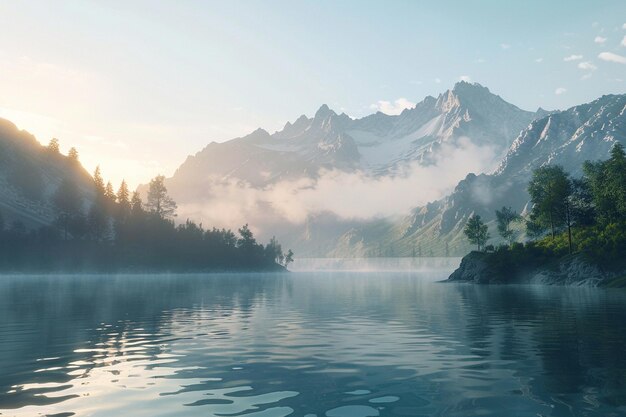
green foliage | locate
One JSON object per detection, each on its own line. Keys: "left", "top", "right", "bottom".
{"left": 0, "top": 173, "right": 287, "bottom": 272}
{"left": 527, "top": 165, "right": 571, "bottom": 239}
{"left": 583, "top": 143, "right": 626, "bottom": 224}
{"left": 495, "top": 206, "right": 520, "bottom": 245}
{"left": 464, "top": 214, "right": 490, "bottom": 251}
{"left": 93, "top": 166, "right": 106, "bottom": 198}
{"left": 116, "top": 180, "right": 131, "bottom": 221}
{"left": 284, "top": 249, "right": 294, "bottom": 267}
{"left": 482, "top": 143, "right": 626, "bottom": 282}
{"left": 146, "top": 175, "right": 177, "bottom": 220}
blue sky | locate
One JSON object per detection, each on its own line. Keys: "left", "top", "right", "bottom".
{"left": 1, "top": 0, "right": 625, "bottom": 187}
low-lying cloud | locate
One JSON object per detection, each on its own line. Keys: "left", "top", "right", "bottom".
{"left": 177, "top": 137, "right": 497, "bottom": 232}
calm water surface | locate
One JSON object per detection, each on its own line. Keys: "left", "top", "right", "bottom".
{"left": 1, "top": 258, "right": 626, "bottom": 417}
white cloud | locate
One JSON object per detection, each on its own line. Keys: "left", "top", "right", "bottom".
{"left": 555, "top": 87, "right": 567, "bottom": 95}
{"left": 459, "top": 75, "right": 471, "bottom": 82}
{"left": 177, "top": 137, "right": 498, "bottom": 227}
{"left": 622, "top": 35, "right": 626, "bottom": 47}
{"left": 500, "top": 43, "right": 511, "bottom": 49}
{"left": 434, "top": 78, "right": 441, "bottom": 84}
{"left": 563, "top": 54, "right": 583, "bottom": 61}
{"left": 594, "top": 36, "right": 608, "bottom": 44}
{"left": 598, "top": 51, "right": 626, "bottom": 64}
{"left": 578, "top": 61, "right": 597, "bottom": 71}
{"left": 535, "top": 58, "right": 544, "bottom": 63}
{"left": 370, "top": 98, "right": 416, "bottom": 115}
{"left": 623, "top": 23, "right": 626, "bottom": 29}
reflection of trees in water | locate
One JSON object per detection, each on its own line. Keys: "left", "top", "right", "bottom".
{"left": 453, "top": 284, "right": 626, "bottom": 408}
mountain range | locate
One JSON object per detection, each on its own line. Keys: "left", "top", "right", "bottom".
{"left": 2, "top": 82, "right": 624, "bottom": 257}
{"left": 331, "top": 92, "right": 626, "bottom": 257}
{"left": 168, "top": 82, "right": 540, "bottom": 192}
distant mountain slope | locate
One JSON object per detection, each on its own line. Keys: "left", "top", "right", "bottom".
{"left": 0, "top": 118, "right": 94, "bottom": 227}
{"left": 164, "top": 82, "right": 539, "bottom": 200}
{"left": 331, "top": 93, "right": 626, "bottom": 257}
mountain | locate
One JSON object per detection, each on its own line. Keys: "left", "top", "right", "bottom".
{"left": 330, "top": 93, "right": 626, "bottom": 257}
{"left": 169, "top": 82, "right": 536, "bottom": 192}
{"left": 160, "top": 82, "right": 543, "bottom": 251}
{"left": 0, "top": 118, "right": 94, "bottom": 228}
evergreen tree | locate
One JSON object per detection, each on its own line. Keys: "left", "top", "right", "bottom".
{"left": 47, "top": 138, "right": 60, "bottom": 154}
{"left": 93, "top": 166, "right": 105, "bottom": 196}
{"left": 146, "top": 175, "right": 177, "bottom": 219}
{"left": 585, "top": 143, "right": 626, "bottom": 224}
{"left": 527, "top": 165, "right": 572, "bottom": 240}
{"left": 464, "top": 214, "right": 490, "bottom": 251}
{"left": 130, "top": 191, "right": 144, "bottom": 216}
{"left": 237, "top": 224, "right": 256, "bottom": 249}
{"left": 495, "top": 206, "right": 520, "bottom": 246}
{"left": 88, "top": 166, "right": 109, "bottom": 241}
{"left": 265, "top": 236, "right": 284, "bottom": 265}
{"left": 68, "top": 147, "right": 79, "bottom": 162}
{"left": 116, "top": 180, "right": 131, "bottom": 218}
{"left": 105, "top": 181, "right": 116, "bottom": 201}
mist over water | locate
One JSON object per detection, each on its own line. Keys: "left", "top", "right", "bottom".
{"left": 1, "top": 260, "right": 626, "bottom": 417}
{"left": 290, "top": 257, "right": 462, "bottom": 272}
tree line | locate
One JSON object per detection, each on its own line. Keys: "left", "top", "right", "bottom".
{"left": 0, "top": 146, "right": 293, "bottom": 272}
{"left": 464, "top": 142, "right": 626, "bottom": 260}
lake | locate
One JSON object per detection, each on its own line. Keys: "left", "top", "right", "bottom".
{"left": 1, "top": 258, "right": 626, "bottom": 417}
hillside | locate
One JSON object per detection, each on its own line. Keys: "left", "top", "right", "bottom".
{"left": 0, "top": 118, "right": 94, "bottom": 228}
{"left": 330, "top": 94, "right": 626, "bottom": 257}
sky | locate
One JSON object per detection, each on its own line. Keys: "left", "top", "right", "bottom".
{"left": 1, "top": 0, "right": 625, "bottom": 188}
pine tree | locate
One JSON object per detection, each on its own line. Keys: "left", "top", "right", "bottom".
{"left": 116, "top": 180, "right": 131, "bottom": 216}
{"left": 464, "top": 214, "right": 490, "bottom": 252}
{"left": 47, "top": 138, "right": 60, "bottom": 154}
{"left": 130, "top": 191, "right": 143, "bottom": 216}
{"left": 495, "top": 206, "right": 520, "bottom": 246}
{"left": 237, "top": 224, "right": 256, "bottom": 249}
{"left": 93, "top": 166, "right": 105, "bottom": 196}
{"left": 105, "top": 181, "right": 115, "bottom": 201}
{"left": 68, "top": 147, "right": 79, "bottom": 162}
{"left": 146, "top": 175, "right": 177, "bottom": 219}
{"left": 88, "top": 166, "right": 109, "bottom": 241}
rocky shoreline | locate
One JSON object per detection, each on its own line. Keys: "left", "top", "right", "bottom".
{"left": 447, "top": 251, "right": 626, "bottom": 287}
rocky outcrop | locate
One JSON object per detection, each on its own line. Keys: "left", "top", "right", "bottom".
{"left": 447, "top": 252, "right": 498, "bottom": 284}
{"left": 527, "top": 254, "right": 607, "bottom": 287}
{"left": 447, "top": 251, "right": 625, "bottom": 287}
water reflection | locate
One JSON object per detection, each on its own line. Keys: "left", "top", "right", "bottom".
{"left": 0, "top": 262, "right": 625, "bottom": 416}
